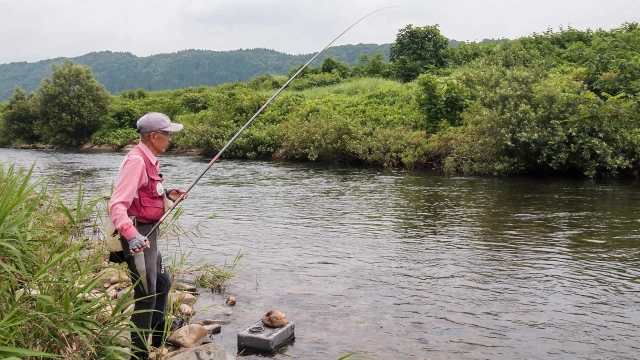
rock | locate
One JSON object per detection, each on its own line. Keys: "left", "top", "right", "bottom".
{"left": 170, "top": 291, "right": 197, "bottom": 306}
{"left": 107, "top": 289, "right": 118, "bottom": 299}
{"left": 109, "top": 276, "right": 120, "bottom": 285}
{"left": 166, "top": 324, "right": 207, "bottom": 348}
{"left": 201, "top": 319, "right": 233, "bottom": 325}
{"left": 179, "top": 304, "right": 195, "bottom": 316}
{"left": 96, "top": 304, "right": 114, "bottom": 324}
{"left": 150, "top": 346, "right": 169, "bottom": 358}
{"left": 203, "top": 324, "right": 221, "bottom": 334}
{"left": 174, "top": 283, "right": 198, "bottom": 292}
{"left": 123, "top": 304, "right": 135, "bottom": 314}
{"left": 163, "top": 343, "right": 235, "bottom": 360}
{"left": 262, "top": 310, "right": 287, "bottom": 328}
{"left": 116, "top": 287, "right": 134, "bottom": 301}
{"left": 94, "top": 268, "right": 128, "bottom": 287}
{"left": 225, "top": 297, "right": 236, "bottom": 306}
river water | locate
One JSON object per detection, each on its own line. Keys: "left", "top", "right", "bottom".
{"left": 2, "top": 148, "right": 640, "bottom": 360}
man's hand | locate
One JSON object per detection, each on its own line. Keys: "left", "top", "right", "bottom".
{"left": 128, "top": 233, "right": 150, "bottom": 254}
{"left": 166, "top": 188, "right": 188, "bottom": 202}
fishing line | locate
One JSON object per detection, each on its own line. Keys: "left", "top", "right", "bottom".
{"left": 146, "top": 6, "right": 397, "bottom": 237}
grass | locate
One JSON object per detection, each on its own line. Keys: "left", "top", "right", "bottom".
{"left": 0, "top": 163, "right": 137, "bottom": 359}
{"left": 297, "top": 77, "right": 411, "bottom": 98}
{"left": 0, "top": 161, "right": 245, "bottom": 358}
{"left": 194, "top": 249, "right": 244, "bottom": 293}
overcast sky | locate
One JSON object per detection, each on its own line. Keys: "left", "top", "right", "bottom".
{"left": 1, "top": 0, "right": 638, "bottom": 65}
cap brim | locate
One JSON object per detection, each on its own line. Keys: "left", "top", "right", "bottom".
{"left": 162, "top": 123, "right": 183, "bottom": 132}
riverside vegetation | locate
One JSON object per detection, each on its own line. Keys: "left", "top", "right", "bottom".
{"left": 1, "top": 23, "right": 639, "bottom": 178}
{"left": 0, "top": 164, "right": 241, "bottom": 359}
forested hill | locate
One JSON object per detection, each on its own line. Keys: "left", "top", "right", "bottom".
{"left": 0, "top": 44, "right": 390, "bottom": 101}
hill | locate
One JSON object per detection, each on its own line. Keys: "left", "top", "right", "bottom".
{"left": 0, "top": 44, "right": 390, "bottom": 101}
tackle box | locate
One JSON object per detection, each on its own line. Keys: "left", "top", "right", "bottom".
{"left": 237, "top": 319, "right": 295, "bottom": 352}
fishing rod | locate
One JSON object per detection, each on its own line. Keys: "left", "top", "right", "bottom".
{"left": 146, "top": 6, "right": 395, "bottom": 237}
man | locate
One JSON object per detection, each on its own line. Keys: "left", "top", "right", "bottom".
{"left": 108, "top": 112, "right": 188, "bottom": 360}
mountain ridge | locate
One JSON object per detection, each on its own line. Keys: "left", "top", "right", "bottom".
{"left": 0, "top": 44, "right": 390, "bottom": 101}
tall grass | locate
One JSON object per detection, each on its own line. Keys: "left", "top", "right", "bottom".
{"left": 194, "top": 249, "right": 244, "bottom": 293}
{"left": 0, "top": 163, "right": 137, "bottom": 359}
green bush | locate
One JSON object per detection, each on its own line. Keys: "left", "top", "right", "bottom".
{"left": 0, "top": 164, "right": 136, "bottom": 359}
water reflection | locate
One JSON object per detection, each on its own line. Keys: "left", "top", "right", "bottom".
{"left": 2, "top": 148, "right": 639, "bottom": 359}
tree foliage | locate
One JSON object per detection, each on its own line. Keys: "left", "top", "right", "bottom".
{"left": 35, "top": 60, "right": 111, "bottom": 145}
{"left": 0, "top": 87, "right": 39, "bottom": 145}
{"left": 390, "top": 24, "right": 449, "bottom": 82}
{"left": 1, "top": 22, "right": 640, "bottom": 178}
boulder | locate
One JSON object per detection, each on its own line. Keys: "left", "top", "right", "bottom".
{"left": 225, "top": 297, "right": 236, "bottom": 306}
{"left": 163, "top": 343, "right": 235, "bottom": 360}
{"left": 203, "top": 324, "right": 221, "bottom": 334}
{"left": 166, "top": 324, "right": 207, "bottom": 348}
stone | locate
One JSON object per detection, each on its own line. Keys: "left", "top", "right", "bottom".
{"left": 116, "top": 287, "right": 134, "bottom": 301}
{"left": 96, "top": 304, "right": 114, "bottom": 324}
{"left": 171, "top": 291, "right": 197, "bottom": 306}
{"left": 174, "top": 283, "right": 198, "bottom": 292}
{"left": 94, "top": 268, "right": 128, "bottom": 287}
{"left": 262, "top": 310, "right": 287, "bottom": 328}
{"left": 107, "top": 289, "right": 118, "bottom": 299}
{"left": 225, "top": 297, "right": 236, "bottom": 306}
{"left": 203, "top": 324, "right": 221, "bottom": 334}
{"left": 109, "top": 276, "right": 120, "bottom": 285}
{"left": 163, "top": 343, "right": 235, "bottom": 360}
{"left": 179, "top": 304, "right": 195, "bottom": 316}
{"left": 166, "top": 324, "right": 207, "bottom": 348}
{"left": 201, "top": 319, "right": 233, "bottom": 325}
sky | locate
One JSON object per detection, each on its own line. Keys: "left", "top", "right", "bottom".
{"left": 1, "top": 0, "right": 638, "bottom": 65}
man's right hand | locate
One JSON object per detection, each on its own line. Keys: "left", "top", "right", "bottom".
{"left": 128, "top": 233, "right": 150, "bottom": 254}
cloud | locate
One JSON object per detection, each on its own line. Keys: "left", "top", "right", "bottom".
{"left": 0, "top": 0, "right": 638, "bottom": 64}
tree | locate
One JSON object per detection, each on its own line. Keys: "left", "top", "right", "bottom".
{"left": 416, "top": 74, "right": 468, "bottom": 134}
{"left": 320, "top": 56, "right": 350, "bottom": 78}
{"left": 35, "top": 60, "right": 111, "bottom": 145}
{"left": 390, "top": 24, "right": 449, "bottom": 82}
{"left": 0, "top": 87, "right": 40, "bottom": 145}
{"left": 357, "top": 51, "right": 390, "bottom": 78}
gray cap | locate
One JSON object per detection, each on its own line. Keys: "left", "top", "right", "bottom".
{"left": 136, "top": 112, "right": 183, "bottom": 133}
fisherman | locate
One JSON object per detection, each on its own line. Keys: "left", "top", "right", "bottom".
{"left": 108, "top": 112, "right": 188, "bottom": 360}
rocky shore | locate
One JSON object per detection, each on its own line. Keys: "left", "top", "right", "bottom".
{"left": 93, "top": 267, "right": 236, "bottom": 360}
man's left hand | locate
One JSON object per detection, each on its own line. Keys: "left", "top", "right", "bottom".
{"left": 166, "top": 188, "right": 188, "bottom": 202}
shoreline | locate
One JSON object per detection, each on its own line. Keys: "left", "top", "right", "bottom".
{"left": 6, "top": 143, "right": 202, "bottom": 156}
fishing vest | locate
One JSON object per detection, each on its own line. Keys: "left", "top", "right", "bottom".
{"left": 126, "top": 145, "right": 165, "bottom": 223}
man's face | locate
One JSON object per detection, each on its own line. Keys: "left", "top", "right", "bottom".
{"left": 149, "top": 130, "right": 172, "bottom": 154}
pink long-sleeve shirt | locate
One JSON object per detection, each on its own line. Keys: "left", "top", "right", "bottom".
{"left": 108, "top": 142, "right": 159, "bottom": 240}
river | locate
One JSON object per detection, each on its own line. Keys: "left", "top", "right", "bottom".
{"left": 1, "top": 148, "right": 639, "bottom": 360}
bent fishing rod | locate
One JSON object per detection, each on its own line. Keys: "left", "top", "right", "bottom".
{"left": 146, "top": 7, "right": 395, "bottom": 237}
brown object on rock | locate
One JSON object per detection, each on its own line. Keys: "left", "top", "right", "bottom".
{"left": 262, "top": 310, "right": 287, "bottom": 328}
{"left": 226, "top": 296, "right": 236, "bottom": 306}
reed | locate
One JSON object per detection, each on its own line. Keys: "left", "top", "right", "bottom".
{"left": 194, "top": 249, "right": 244, "bottom": 293}
{"left": 0, "top": 163, "right": 137, "bottom": 359}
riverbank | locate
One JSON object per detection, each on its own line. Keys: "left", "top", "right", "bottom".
{"left": 6, "top": 142, "right": 201, "bottom": 156}
{"left": 0, "top": 162, "right": 238, "bottom": 359}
